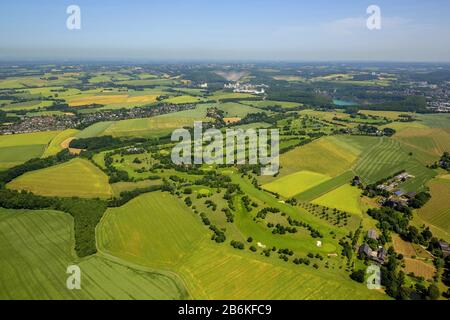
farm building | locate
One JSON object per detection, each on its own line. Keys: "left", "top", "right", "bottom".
{"left": 358, "top": 244, "right": 372, "bottom": 257}
{"left": 367, "top": 229, "right": 378, "bottom": 240}
{"left": 439, "top": 242, "right": 450, "bottom": 257}
{"left": 358, "top": 244, "right": 387, "bottom": 264}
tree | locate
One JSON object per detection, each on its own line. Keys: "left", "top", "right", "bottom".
{"left": 350, "top": 270, "right": 365, "bottom": 283}
{"left": 427, "top": 284, "right": 440, "bottom": 300}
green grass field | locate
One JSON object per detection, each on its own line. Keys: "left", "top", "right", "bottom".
{"left": 208, "top": 91, "right": 256, "bottom": 101}
{"left": 116, "top": 79, "right": 179, "bottom": 86}
{"left": 4, "top": 68, "right": 448, "bottom": 301}
{"left": 417, "top": 177, "right": 450, "bottom": 238}
{"left": 110, "top": 180, "right": 162, "bottom": 197}
{"left": 161, "top": 95, "right": 205, "bottom": 104}
{"left": 0, "top": 145, "right": 46, "bottom": 170}
{"left": 97, "top": 192, "right": 206, "bottom": 269}
{"left": 262, "top": 170, "right": 331, "bottom": 198}
{"left": 393, "top": 127, "right": 450, "bottom": 164}
{"left": 241, "top": 100, "right": 301, "bottom": 109}
{"left": 101, "top": 116, "right": 199, "bottom": 138}
{"left": 76, "top": 122, "right": 114, "bottom": 139}
{"left": 1, "top": 100, "right": 54, "bottom": 111}
{"left": 312, "top": 184, "right": 363, "bottom": 215}
{"left": 0, "top": 131, "right": 61, "bottom": 169}
{"left": 296, "top": 171, "right": 355, "bottom": 201}
{"left": 101, "top": 105, "right": 213, "bottom": 138}
{"left": 82, "top": 105, "right": 211, "bottom": 138}
{"left": 42, "top": 129, "right": 79, "bottom": 157}
{"left": 353, "top": 137, "right": 436, "bottom": 191}
{"left": 216, "top": 102, "right": 265, "bottom": 118}
{"left": 235, "top": 122, "right": 272, "bottom": 130}
{"left": 108, "top": 152, "right": 157, "bottom": 180}
{"left": 354, "top": 137, "right": 408, "bottom": 182}
{"left": 96, "top": 189, "right": 386, "bottom": 300}
{"left": 7, "top": 158, "right": 112, "bottom": 199}
{"left": 178, "top": 245, "right": 386, "bottom": 300}
{"left": 269, "top": 136, "right": 371, "bottom": 184}
{"left": 0, "top": 130, "right": 61, "bottom": 148}
{"left": 0, "top": 208, "right": 187, "bottom": 300}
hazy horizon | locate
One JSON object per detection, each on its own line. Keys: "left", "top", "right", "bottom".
{"left": 1, "top": 0, "right": 450, "bottom": 62}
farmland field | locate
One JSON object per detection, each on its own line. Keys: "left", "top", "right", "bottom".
{"left": 393, "top": 127, "right": 450, "bottom": 164}
{"left": 0, "top": 130, "right": 61, "bottom": 148}
{"left": 7, "top": 158, "right": 112, "bottom": 199}
{"left": 403, "top": 258, "right": 436, "bottom": 280}
{"left": 273, "top": 135, "right": 370, "bottom": 181}
{"left": 116, "top": 79, "right": 179, "bottom": 86}
{"left": 97, "top": 192, "right": 206, "bottom": 269}
{"left": 359, "top": 110, "right": 415, "bottom": 119}
{"left": 102, "top": 116, "right": 201, "bottom": 138}
{"left": 76, "top": 122, "right": 114, "bottom": 139}
{"left": 1, "top": 100, "right": 53, "bottom": 111}
{"left": 74, "top": 104, "right": 211, "bottom": 138}
{"left": 0, "top": 144, "right": 46, "bottom": 170}
{"left": 110, "top": 180, "right": 162, "bottom": 197}
{"left": 241, "top": 100, "right": 301, "bottom": 109}
{"left": 296, "top": 171, "right": 354, "bottom": 201}
{"left": 0, "top": 208, "right": 187, "bottom": 300}
{"left": 208, "top": 91, "right": 256, "bottom": 101}
{"left": 0, "top": 131, "right": 61, "bottom": 169}
{"left": 262, "top": 170, "right": 331, "bottom": 198}
{"left": 353, "top": 137, "right": 436, "bottom": 190}
{"left": 68, "top": 94, "right": 160, "bottom": 107}
{"left": 417, "top": 177, "right": 450, "bottom": 237}
{"left": 161, "top": 95, "right": 204, "bottom": 104}
{"left": 42, "top": 129, "right": 80, "bottom": 157}
{"left": 96, "top": 191, "right": 387, "bottom": 300}
{"left": 312, "top": 184, "right": 363, "bottom": 215}
{"left": 392, "top": 235, "right": 417, "bottom": 257}
{"left": 179, "top": 245, "right": 387, "bottom": 300}
{"left": 1, "top": 62, "right": 449, "bottom": 301}
{"left": 216, "top": 102, "right": 266, "bottom": 118}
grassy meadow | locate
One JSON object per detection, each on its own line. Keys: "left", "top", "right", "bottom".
{"left": 0, "top": 208, "right": 187, "bottom": 300}
{"left": 97, "top": 192, "right": 206, "bottom": 269}
{"left": 262, "top": 170, "right": 331, "bottom": 198}
{"left": 7, "top": 158, "right": 112, "bottom": 199}
{"left": 96, "top": 190, "right": 387, "bottom": 300}
{"left": 353, "top": 137, "right": 436, "bottom": 191}
{"left": 312, "top": 185, "right": 363, "bottom": 215}
{"left": 0, "top": 131, "right": 61, "bottom": 169}
{"left": 417, "top": 176, "right": 450, "bottom": 239}
{"left": 42, "top": 129, "right": 80, "bottom": 157}
{"left": 1, "top": 65, "right": 449, "bottom": 301}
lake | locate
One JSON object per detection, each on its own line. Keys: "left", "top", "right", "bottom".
{"left": 333, "top": 99, "right": 357, "bottom": 106}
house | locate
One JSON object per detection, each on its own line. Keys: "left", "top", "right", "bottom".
{"left": 377, "top": 248, "right": 388, "bottom": 263}
{"left": 367, "top": 229, "right": 378, "bottom": 240}
{"left": 395, "top": 172, "right": 410, "bottom": 181}
{"left": 383, "top": 197, "right": 408, "bottom": 210}
{"left": 351, "top": 176, "right": 362, "bottom": 186}
{"left": 439, "top": 242, "right": 450, "bottom": 257}
{"left": 358, "top": 244, "right": 372, "bottom": 257}
{"left": 404, "top": 192, "right": 417, "bottom": 200}
{"left": 358, "top": 244, "right": 387, "bottom": 264}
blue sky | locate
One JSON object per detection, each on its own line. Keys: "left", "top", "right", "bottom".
{"left": 0, "top": 0, "right": 449, "bottom": 61}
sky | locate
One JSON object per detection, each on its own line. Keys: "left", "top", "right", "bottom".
{"left": 0, "top": 0, "right": 449, "bottom": 62}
